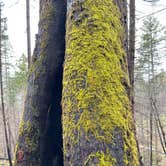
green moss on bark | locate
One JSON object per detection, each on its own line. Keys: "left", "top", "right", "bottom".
{"left": 62, "top": 0, "right": 139, "bottom": 165}
{"left": 14, "top": 105, "right": 41, "bottom": 165}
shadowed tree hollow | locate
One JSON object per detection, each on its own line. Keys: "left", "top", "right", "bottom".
{"left": 15, "top": 0, "right": 66, "bottom": 165}
{"left": 62, "top": 0, "right": 139, "bottom": 165}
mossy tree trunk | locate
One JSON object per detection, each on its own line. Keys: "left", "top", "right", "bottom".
{"left": 15, "top": 0, "right": 66, "bottom": 165}
{"left": 62, "top": 0, "right": 139, "bottom": 165}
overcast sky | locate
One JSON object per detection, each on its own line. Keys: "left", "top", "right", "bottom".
{"left": 136, "top": 0, "right": 166, "bottom": 27}
{"left": 3, "top": 0, "right": 39, "bottom": 61}
{"left": 136, "top": 0, "right": 166, "bottom": 70}
{"left": 3, "top": 0, "right": 166, "bottom": 67}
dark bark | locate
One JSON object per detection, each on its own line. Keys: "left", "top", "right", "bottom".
{"left": 128, "top": 0, "right": 135, "bottom": 102}
{"left": 114, "top": 0, "right": 128, "bottom": 53}
{"left": 15, "top": 0, "right": 67, "bottom": 165}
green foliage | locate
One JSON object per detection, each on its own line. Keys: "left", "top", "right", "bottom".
{"left": 136, "top": 16, "right": 166, "bottom": 80}
{"left": 8, "top": 54, "right": 28, "bottom": 104}
{"left": 62, "top": 0, "right": 139, "bottom": 165}
{"left": 14, "top": 54, "right": 28, "bottom": 86}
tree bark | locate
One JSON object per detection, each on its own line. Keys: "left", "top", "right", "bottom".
{"left": 26, "top": 0, "right": 31, "bottom": 70}
{"left": 62, "top": 0, "right": 139, "bottom": 165}
{"left": 15, "top": 0, "right": 66, "bottom": 165}
{"left": 128, "top": 0, "right": 135, "bottom": 104}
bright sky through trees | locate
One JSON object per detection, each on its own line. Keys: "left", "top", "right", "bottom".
{"left": 3, "top": 0, "right": 39, "bottom": 61}
{"left": 136, "top": 0, "right": 166, "bottom": 71}
{"left": 2, "top": 0, "right": 166, "bottom": 66}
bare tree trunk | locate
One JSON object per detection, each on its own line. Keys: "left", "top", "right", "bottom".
{"left": 26, "top": 0, "right": 31, "bottom": 70}
{"left": 15, "top": 0, "right": 67, "bottom": 165}
{"left": 62, "top": 0, "right": 139, "bottom": 165}
{"left": 154, "top": 120, "right": 158, "bottom": 166}
{"left": 150, "top": 109, "right": 153, "bottom": 166}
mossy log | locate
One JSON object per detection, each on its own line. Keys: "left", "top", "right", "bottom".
{"left": 14, "top": 0, "right": 66, "bottom": 165}
{"left": 62, "top": 0, "right": 139, "bottom": 165}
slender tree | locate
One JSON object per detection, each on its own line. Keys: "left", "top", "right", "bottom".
{"left": 136, "top": 16, "right": 166, "bottom": 165}
{"left": 26, "top": 0, "right": 31, "bottom": 70}
{"left": 136, "top": 16, "right": 165, "bottom": 81}
{"left": 129, "top": 0, "right": 135, "bottom": 107}
{"left": 62, "top": 0, "right": 139, "bottom": 165}
{"left": 15, "top": 0, "right": 67, "bottom": 165}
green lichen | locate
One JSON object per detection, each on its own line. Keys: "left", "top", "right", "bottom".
{"left": 62, "top": 0, "right": 139, "bottom": 165}
{"left": 84, "top": 151, "right": 117, "bottom": 166}
{"left": 17, "top": 113, "right": 40, "bottom": 151}
{"left": 14, "top": 104, "right": 40, "bottom": 166}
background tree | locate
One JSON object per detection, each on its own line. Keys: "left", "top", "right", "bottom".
{"left": 26, "top": 0, "right": 31, "bottom": 70}
{"left": 136, "top": 16, "right": 165, "bottom": 81}
{"left": 62, "top": 0, "right": 139, "bottom": 165}
{"left": 135, "top": 16, "right": 166, "bottom": 165}
{"left": 0, "top": 52, "right": 28, "bottom": 164}
{"left": 0, "top": 2, "right": 12, "bottom": 165}
{"left": 8, "top": 54, "right": 28, "bottom": 105}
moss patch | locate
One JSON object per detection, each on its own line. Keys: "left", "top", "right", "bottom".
{"left": 62, "top": 0, "right": 139, "bottom": 165}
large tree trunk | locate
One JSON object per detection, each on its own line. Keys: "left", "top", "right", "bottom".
{"left": 62, "top": 0, "right": 139, "bottom": 165}
{"left": 15, "top": 0, "right": 66, "bottom": 165}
